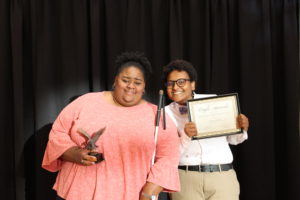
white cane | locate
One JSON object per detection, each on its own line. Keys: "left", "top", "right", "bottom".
{"left": 152, "top": 90, "right": 165, "bottom": 165}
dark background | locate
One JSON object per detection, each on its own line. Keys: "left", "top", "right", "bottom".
{"left": 1, "top": 0, "right": 299, "bottom": 200}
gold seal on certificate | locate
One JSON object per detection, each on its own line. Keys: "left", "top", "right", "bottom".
{"left": 187, "top": 93, "right": 242, "bottom": 140}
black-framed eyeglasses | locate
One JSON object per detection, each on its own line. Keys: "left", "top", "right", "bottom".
{"left": 165, "top": 79, "right": 191, "bottom": 88}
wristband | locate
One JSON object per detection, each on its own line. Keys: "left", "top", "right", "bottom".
{"left": 142, "top": 192, "right": 157, "bottom": 200}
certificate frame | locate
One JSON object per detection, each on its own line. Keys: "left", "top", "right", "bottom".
{"left": 187, "top": 93, "right": 242, "bottom": 140}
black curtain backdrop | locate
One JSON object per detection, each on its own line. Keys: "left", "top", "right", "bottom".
{"left": 1, "top": 0, "right": 299, "bottom": 200}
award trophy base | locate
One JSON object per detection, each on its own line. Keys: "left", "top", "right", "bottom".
{"left": 88, "top": 152, "right": 104, "bottom": 163}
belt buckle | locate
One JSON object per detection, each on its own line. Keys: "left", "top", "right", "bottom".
{"left": 199, "top": 165, "right": 201, "bottom": 172}
{"left": 218, "top": 164, "right": 222, "bottom": 172}
{"left": 185, "top": 165, "right": 188, "bottom": 172}
{"left": 209, "top": 165, "right": 213, "bottom": 172}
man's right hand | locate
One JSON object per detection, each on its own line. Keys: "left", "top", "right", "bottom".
{"left": 184, "top": 122, "right": 197, "bottom": 137}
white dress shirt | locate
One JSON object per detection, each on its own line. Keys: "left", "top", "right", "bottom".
{"left": 165, "top": 94, "right": 248, "bottom": 166}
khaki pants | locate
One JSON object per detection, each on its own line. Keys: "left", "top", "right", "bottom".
{"left": 170, "top": 169, "right": 240, "bottom": 200}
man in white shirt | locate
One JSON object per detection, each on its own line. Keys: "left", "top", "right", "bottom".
{"left": 163, "top": 59, "right": 249, "bottom": 200}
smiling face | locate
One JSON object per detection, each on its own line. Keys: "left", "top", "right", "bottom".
{"left": 166, "top": 70, "right": 195, "bottom": 105}
{"left": 113, "top": 66, "right": 145, "bottom": 107}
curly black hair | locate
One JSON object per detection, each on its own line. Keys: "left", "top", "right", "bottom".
{"left": 114, "top": 51, "right": 152, "bottom": 80}
{"left": 162, "top": 59, "right": 198, "bottom": 84}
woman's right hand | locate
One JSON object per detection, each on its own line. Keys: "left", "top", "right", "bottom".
{"left": 184, "top": 122, "right": 198, "bottom": 138}
{"left": 60, "top": 146, "right": 97, "bottom": 166}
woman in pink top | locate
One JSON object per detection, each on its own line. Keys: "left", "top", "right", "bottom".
{"left": 42, "top": 52, "right": 180, "bottom": 200}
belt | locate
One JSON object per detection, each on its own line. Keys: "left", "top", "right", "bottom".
{"left": 178, "top": 164, "right": 233, "bottom": 172}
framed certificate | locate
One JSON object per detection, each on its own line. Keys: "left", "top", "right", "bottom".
{"left": 187, "top": 93, "right": 242, "bottom": 140}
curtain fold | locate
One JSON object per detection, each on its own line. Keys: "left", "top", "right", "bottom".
{"left": 1, "top": 0, "right": 299, "bottom": 199}
{"left": 0, "top": 0, "right": 16, "bottom": 198}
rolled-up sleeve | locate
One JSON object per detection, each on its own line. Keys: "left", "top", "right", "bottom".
{"left": 147, "top": 115, "right": 180, "bottom": 192}
{"left": 227, "top": 130, "right": 248, "bottom": 145}
{"left": 178, "top": 129, "right": 192, "bottom": 155}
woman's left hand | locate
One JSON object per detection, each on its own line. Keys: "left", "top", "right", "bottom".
{"left": 140, "top": 182, "right": 162, "bottom": 200}
{"left": 237, "top": 114, "right": 249, "bottom": 131}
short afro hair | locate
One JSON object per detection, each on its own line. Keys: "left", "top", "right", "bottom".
{"left": 162, "top": 59, "right": 198, "bottom": 84}
{"left": 114, "top": 51, "right": 152, "bottom": 80}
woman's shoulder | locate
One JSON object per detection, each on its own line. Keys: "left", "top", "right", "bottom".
{"left": 74, "top": 92, "right": 105, "bottom": 101}
{"left": 143, "top": 100, "right": 157, "bottom": 110}
{"left": 63, "top": 92, "right": 106, "bottom": 109}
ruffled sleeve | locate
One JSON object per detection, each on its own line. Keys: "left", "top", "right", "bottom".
{"left": 42, "top": 97, "right": 82, "bottom": 172}
{"left": 146, "top": 113, "right": 180, "bottom": 192}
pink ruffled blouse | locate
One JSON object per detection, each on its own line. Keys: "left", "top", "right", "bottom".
{"left": 42, "top": 92, "right": 180, "bottom": 200}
